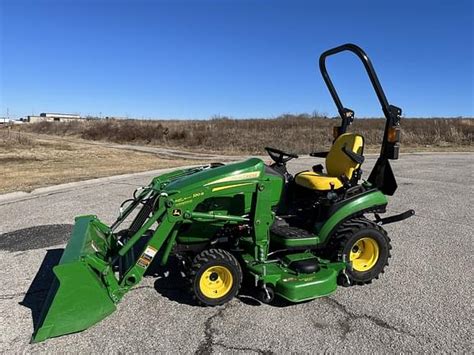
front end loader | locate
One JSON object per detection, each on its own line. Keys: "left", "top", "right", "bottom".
{"left": 32, "top": 43, "right": 414, "bottom": 342}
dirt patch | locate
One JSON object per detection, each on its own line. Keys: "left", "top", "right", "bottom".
{"left": 0, "top": 128, "right": 196, "bottom": 194}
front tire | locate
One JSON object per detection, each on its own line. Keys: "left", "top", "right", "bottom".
{"left": 188, "top": 249, "right": 242, "bottom": 306}
{"left": 331, "top": 217, "right": 391, "bottom": 285}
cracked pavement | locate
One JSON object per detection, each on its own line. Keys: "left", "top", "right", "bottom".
{"left": 0, "top": 153, "right": 472, "bottom": 353}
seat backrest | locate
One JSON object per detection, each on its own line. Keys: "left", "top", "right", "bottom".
{"left": 326, "top": 133, "right": 364, "bottom": 179}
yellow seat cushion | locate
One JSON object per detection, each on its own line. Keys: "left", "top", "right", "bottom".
{"left": 294, "top": 133, "right": 364, "bottom": 191}
{"left": 295, "top": 171, "right": 343, "bottom": 191}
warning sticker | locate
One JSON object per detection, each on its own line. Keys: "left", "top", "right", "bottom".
{"left": 137, "top": 246, "right": 158, "bottom": 268}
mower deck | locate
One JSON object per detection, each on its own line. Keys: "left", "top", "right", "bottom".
{"left": 244, "top": 252, "right": 345, "bottom": 302}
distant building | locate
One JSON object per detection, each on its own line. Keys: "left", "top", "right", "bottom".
{"left": 26, "top": 116, "right": 42, "bottom": 123}
{"left": 40, "top": 112, "right": 81, "bottom": 119}
{"left": 26, "top": 112, "right": 82, "bottom": 123}
{"left": 0, "top": 117, "right": 10, "bottom": 124}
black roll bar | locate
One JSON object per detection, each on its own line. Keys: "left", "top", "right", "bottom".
{"left": 319, "top": 43, "right": 393, "bottom": 122}
{"left": 319, "top": 43, "right": 404, "bottom": 195}
{"left": 319, "top": 43, "right": 402, "bottom": 160}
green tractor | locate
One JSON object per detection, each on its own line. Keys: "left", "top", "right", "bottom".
{"left": 32, "top": 43, "right": 414, "bottom": 342}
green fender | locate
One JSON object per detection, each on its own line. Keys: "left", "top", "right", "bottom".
{"left": 317, "top": 190, "right": 388, "bottom": 244}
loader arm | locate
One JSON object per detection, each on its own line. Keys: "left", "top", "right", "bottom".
{"left": 32, "top": 168, "right": 199, "bottom": 342}
{"left": 33, "top": 159, "right": 273, "bottom": 342}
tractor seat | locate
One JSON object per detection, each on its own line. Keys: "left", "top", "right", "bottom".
{"left": 295, "top": 133, "right": 364, "bottom": 191}
{"left": 295, "top": 171, "right": 343, "bottom": 190}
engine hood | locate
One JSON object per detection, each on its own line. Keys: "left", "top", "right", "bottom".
{"left": 164, "top": 158, "right": 265, "bottom": 193}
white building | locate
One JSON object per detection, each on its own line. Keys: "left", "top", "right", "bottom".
{"left": 26, "top": 113, "right": 83, "bottom": 123}
{"left": 40, "top": 112, "right": 81, "bottom": 119}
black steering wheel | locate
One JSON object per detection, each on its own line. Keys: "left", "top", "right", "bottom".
{"left": 265, "top": 147, "right": 299, "bottom": 165}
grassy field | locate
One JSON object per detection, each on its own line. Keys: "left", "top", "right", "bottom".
{"left": 0, "top": 128, "right": 192, "bottom": 194}
{"left": 22, "top": 115, "right": 473, "bottom": 154}
{"left": 2, "top": 116, "right": 472, "bottom": 194}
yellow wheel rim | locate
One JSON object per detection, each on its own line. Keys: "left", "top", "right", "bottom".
{"left": 349, "top": 237, "right": 380, "bottom": 272}
{"left": 199, "top": 266, "right": 233, "bottom": 299}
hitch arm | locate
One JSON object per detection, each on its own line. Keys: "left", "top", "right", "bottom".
{"left": 375, "top": 209, "right": 415, "bottom": 225}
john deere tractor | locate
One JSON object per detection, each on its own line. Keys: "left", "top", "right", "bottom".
{"left": 33, "top": 44, "right": 414, "bottom": 342}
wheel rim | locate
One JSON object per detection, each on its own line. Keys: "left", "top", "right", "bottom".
{"left": 199, "top": 266, "right": 233, "bottom": 299}
{"left": 349, "top": 237, "right": 380, "bottom": 272}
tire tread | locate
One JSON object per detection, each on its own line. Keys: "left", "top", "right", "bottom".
{"left": 187, "top": 248, "right": 242, "bottom": 306}
{"left": 330, "top": 217, "right": 391, "bottom": 286}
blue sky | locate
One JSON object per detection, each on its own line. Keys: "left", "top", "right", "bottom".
{"left": 1, "top": 0, "right": 473, "bottom": 119}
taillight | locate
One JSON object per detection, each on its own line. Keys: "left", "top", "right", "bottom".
{"left": 387, "top": 126, "right": 400, "bottom": 143}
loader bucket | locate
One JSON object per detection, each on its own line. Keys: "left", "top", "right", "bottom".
{"left": 32, "top": 216, "right": 117, "bottom": 343}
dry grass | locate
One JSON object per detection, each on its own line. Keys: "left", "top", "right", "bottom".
{"left": 3, "top": 116, "right": 472, "bottom": 193}
{"left": 22, "top": 115, "right": 474, "bottom": 154}
{"left": 0, "top": 128, "right": 191, "bottom": 194}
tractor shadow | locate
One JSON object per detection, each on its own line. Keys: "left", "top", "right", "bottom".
{"left": 148, "top": 256, "right": 196, "bottom": 306}
{"left": 148, "top": 256, "right": 290, "bottom": 307}
{"left": 19, "top": 248, "right": 64, "bottom": 330}
{"left": 3, "top": 224, "right": 73, "bottom": 330}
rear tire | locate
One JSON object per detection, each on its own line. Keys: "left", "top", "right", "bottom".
{"left": 330, "top": 217, "right": 391, "bottom": 285}
{"left": 188, "top": 249, "right": 242, "bottom": 306}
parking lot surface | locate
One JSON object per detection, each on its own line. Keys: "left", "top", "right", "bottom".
{"left": 0, "top": 153, "right": 472, "bottom": 353}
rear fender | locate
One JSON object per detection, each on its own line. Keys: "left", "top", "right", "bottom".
{"left": 317, "top": 190, "right": 388, "bottom": 244}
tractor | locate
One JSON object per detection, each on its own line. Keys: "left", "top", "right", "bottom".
{"left": 32, "top": 43, "right": 414, "bottom": 342}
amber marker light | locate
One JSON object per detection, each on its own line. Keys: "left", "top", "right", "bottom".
{"left": 387, "top": 126, "right": 401, "bottom": 143}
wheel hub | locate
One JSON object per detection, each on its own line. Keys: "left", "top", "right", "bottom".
{"left": 199, "top": 266, "right": 233, "bottom": 299}
{"left": 349, "top": 237, "right": 380, "bottom": 272}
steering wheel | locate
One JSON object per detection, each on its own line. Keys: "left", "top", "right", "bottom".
{"left": 265, "top": 147, "right": 299, "bottom": 165}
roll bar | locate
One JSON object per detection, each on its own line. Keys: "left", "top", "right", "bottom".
{"left": 319, "top": 43, "right": 402, "bottom": 161}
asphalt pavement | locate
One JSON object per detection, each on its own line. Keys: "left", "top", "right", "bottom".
{"left": 0, "top": 153, "right": 472, "bottom": 353}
